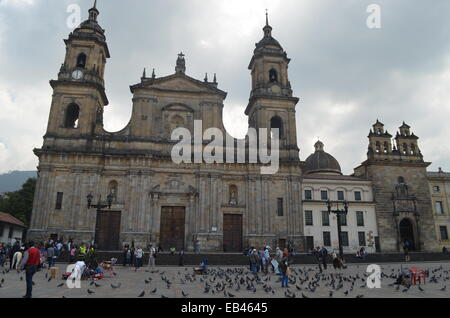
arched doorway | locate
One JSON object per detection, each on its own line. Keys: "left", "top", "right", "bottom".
{"left": 399, "top": 218, "right": 415, "bottom": 250}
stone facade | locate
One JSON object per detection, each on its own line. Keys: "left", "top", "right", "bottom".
{"left": 28, "top": 5, "right": 441, "bottom": 253}
{"left": 427, "top": 169, "right": 450, "bottom": 250}
{"left": 354, "top": 121, "right": 439, "bottom": 252}
{"left": 28, "top": 6, "right": 304, "bottom": 252}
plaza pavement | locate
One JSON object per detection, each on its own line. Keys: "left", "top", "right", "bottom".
{"left": 0, "top": 262, "right": 449, "bottom": 298}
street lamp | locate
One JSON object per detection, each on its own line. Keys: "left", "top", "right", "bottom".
{"left": 326, "top": 199, "right": 349, "bottom": 260}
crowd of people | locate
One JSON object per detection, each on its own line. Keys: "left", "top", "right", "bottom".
{"left": 246, "top": 246, "right": 292, "bottom": 287}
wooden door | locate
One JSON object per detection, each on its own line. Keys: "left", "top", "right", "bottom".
{"left": 223, "top": 214, "right": 243, "bottom": 252}
{"left": 160, "top": 207, "right": 185, "bottom": 251}
{"left": 95, "top": 211, "right": 121, "bottom": 251}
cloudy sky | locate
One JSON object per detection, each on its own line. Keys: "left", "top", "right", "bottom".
{"left": 0, "top": 0, "right": 449, "bottom": 174}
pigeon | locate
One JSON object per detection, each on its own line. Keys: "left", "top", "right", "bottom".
{"left": 301, "top": 293, "right": 308, "bottom": 298}
{"left": 329, "top": 291, "right": 333, "bottom": 297}
{"left": 138, "top": 291, "right": 145, "bottom": 297}
{"left": 94, "top": 283, "right": 101, "bottom": 288}
{"left": 57, "top": 283, "right": 64, "bottom": 287}
{"left": 227, "top": 292, "right": 236, "bottom": 298}
{"left": 111, "top": 283, "right": 121, "bottom": 289}
{"left": 87, "top": 289, "right": 95, "bottom": 294}
{"left": 440, "top": 286, "right": 447, "bottom": 291}
{"left": 182, "top": 291, "right": 189, "bottom": 297}
{"left": 47, "top": 277, "right": 52, "bottom": 282}
{"left": 90, "top": 281, "right": 95, "bottom": 286}
{"left": 356, "top": 295, "right": 364, "bottom": 298}
{"left": 344, "top": 290, "right": 349, "bottom": 296}
{"left": 151, "top": 288, "right": 157, "bottom": 294}
{"left": 161, "top": 295, "right": 168, "bottom": 298}
{"left": 418, "top": 286, "right": 424, "bottom": 292}
{"left": 20, "top": 277, "right": 23, "bottom": 281}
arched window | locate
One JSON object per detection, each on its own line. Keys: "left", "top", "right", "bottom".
{"left": 402, "top": 143, "right": 408, "bottom": 155}
{"left": 270, "top": 116, "right": 283, "bottom": 138}
{"left": 64, "top": 104, "right": 80, "bottom": 128}
{"left": 383, "top": 141, "right": 389, "bottom": 153}
{"left": 229, "top": 185, "right": 238, "bottom": 205}
{"left": 269, "top": 69, "right": 278, "bottom": 83}
{"left": 410, "top": 144, "right": 416, "bottom": 155}
{"left": 76, "top": 53, "right": 87, "bottom": 68}
{"left": 108, "top": 180, "right": 118, "bottom": 203}
{"left": 375, "top": 141, "right": 381, "bottom": 153}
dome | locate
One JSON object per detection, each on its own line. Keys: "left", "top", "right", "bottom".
{"left": 303, "top": 141, "right": 342, "bottom": 175}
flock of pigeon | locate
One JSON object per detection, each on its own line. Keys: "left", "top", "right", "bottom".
{"left": 0, "top": 263, "right": 449, "bottom": 298}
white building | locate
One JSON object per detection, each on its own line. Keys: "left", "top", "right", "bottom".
{"left": 301, "top": 141, "right": 379, "bottom": 253}
{"left": 0, "top": 212, "right": 25, "bottom": 245}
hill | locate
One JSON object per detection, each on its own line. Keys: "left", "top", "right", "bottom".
{"left": 0, "top": 171, "right": 37, "bottom": 193}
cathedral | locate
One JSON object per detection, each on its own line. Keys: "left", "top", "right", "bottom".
{"left": 28, "top": 3, "right": 441, "bottom": 253}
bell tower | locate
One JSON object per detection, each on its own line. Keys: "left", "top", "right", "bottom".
{"left": 44, "top": 0, "right": 110, "bottom": 149}
{"left": 245, "top": 12, "right": 299, "bottom": 162}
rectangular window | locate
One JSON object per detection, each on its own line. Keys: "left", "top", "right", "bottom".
{"left": 339, "top": 213, "right": 347, "bottom": 226}
{"left": 337, "top": 191, "right": 345, "bottom": 201}
{"left": 440, "top": 226, "right": 449, "bottom": 240}
{"left": 305, "top": 210, "right": 313, "bottom": 226}
{"left": 356, "top": 211, "right": 365, "bottom": 227}
{"left": 354, "top": 191, "right": 362, "bottom": 201}
{"left": 322, "top": 211, "right": 330, "bottom": 226}
{"left": 321, "top": 190, "right": 328, "bottom": 201}
{"left": 277, "top": 198, "right": 284, "bottom": 216}
{"left": 436, "top": 201, "right": 444, "bottom": 214}
{"left": 433, "top": 186, "right": 440, "bottom": 192}
{"left": 340, "top": 232, "right": 349, "bottom": 246}
{"left": 306, "top": 236, "right": 314, "bottom": 251}
{"left": 358, "top": 232, "right": 366, "bottom": 247}
{"left": 304, "top": 190, "right": 312, "bottom": 200}
{"left": 8, "top": 226, "right": 13, "bottom": 239}
{"left": 55, "top": 192, "right": 63, "bottom": 210}
{"left": 323, "top": 232, "right": 331, "bottom": 246}
{"left": 0, "top": 223, "right": 4, "bottom": 237}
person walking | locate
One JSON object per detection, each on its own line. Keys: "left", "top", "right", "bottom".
{"left": 19, "top": 241, "right": 41, "bottom": 298}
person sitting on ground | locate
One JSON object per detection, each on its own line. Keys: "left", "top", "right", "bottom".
{"left": 194, "top": 259, "right": 208, "bottom": 274}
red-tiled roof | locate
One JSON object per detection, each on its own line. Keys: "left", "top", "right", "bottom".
{"left": 0, "top": 212, "right": 26, "bottom": 228}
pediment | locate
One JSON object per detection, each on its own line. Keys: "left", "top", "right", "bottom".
{"left": 131, "top": 74, "right": 227, "bottom": 98}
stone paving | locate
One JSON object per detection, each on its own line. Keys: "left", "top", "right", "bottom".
{"left": 0, "top": 262, "right": 449, "bottom": 298}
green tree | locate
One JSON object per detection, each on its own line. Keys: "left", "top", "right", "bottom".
{"left": 0, "top": 178, "right": 36, "bottom": 226}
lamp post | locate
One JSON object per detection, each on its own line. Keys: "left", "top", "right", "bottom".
{"left": 326, "top": 199, "right": 349, "bottom": 260}
{"left": 87, "top": 193, "right": 113, "bottom": 248}
{"left": 87, "top": 193, "right": 113, "bottom": 210}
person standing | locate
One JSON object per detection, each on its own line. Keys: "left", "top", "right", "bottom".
{"left": 279, "top": 257, "right": 289, "bottom": 288}
{"left": 19, "top": 241, "right": 41, "bottom": 298}
{"left": 148, "top": 245, "right": 156, "bottom": 268}
{"left": 46, "top": 244, "right": 55, "bottom": 268}
{"left": 134, "top": 247, "right": 143, "bottom": 271}
{"left": 403, "top": 240, "right": 410, "bottom": 262}
{"left": 9, "top": 241, "right": 20, "bottom": 270}
{"left": 313, "top": 247, "right": 323, "bottom": 273}
{"left": 320, "top": 246, "right": 328, "bottom": 270}
{"left": 249, "top": 249, "right": 259, "bottom": 273}
{"left": 178, "top": 249, "right": 185, "bottom": 266}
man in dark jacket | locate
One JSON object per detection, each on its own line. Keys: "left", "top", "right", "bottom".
{"left": 320, "top": 246, "right": 328, "bottom": 270}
